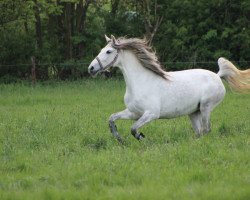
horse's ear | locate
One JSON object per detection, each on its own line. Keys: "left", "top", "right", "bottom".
{"left": 105, "top": 35, "right": 111, "bottom": 43}
{"left": 111, "top": 35, "right": 117, "bottom": 45}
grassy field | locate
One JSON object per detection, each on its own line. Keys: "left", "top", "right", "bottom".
{"left": 0, "top": 79, "right": 249, "bottom": 200}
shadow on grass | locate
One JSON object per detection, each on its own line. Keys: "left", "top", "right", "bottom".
{"left": 81, "top": 137, "right": 108, "bottom": 151}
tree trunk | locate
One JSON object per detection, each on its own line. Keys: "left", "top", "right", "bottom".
{"left": 75, "top": 0, "right": 92, "bottom": 58}
{"left": 56, "top": 0, "right": 64, "bottom": 46}
{"left": 138, "top": 0, "right": 163, "bottom": 44}
{"left": 65, "top": 2, "right": 73, "bottom": 59}
{"left": 31, "top": 56, "right": 36, "bottom": 87}
{"left": 33, "top": 0, "right": 43, "bottom": 49}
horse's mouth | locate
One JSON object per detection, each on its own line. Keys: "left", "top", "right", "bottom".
{"left": 89, "top": 70, "right": 99, "bottom": 77}
{"left": 89, "top": 67, "right": 112, "bottom": 77}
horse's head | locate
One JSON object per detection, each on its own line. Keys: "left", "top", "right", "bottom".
{"left": 88, "top": 35, "right": 120, "bottom": 76}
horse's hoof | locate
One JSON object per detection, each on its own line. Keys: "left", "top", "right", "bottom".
{"left": 116, "top": 136, "right": 123, "bottom": 144}
{"left": 139, "top": 133, "right": 145, "bottom": 138}
{"left": 137, "top": 132, "right": 145, "bottom": 140}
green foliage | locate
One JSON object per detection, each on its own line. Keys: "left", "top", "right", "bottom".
{"left": 0, "top": 26, "right": 35, "bottom": 78}
{"left": 0, "top": 0, "right": 249, "bottom": 80}
{"left": 0, "top": 80, "right": 250, "bottom": 199}
{"left": 155, "top": 0, "right": 250, "bottom": 65}
{"left": 105, "top": 9, "right": 143, "bottom": 38}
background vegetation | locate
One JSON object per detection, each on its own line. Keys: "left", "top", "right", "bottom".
{"left": 0, "top": 80, "right": 250, "bottom": 199}
{"left": 0, "top": 0, "right": 250, "bottom": 81}
{"left": 1, "top": 1, "right": 249, "bottom": 199}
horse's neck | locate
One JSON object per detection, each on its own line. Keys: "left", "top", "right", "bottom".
{"left": 118, "top": 51, "right": 159, "bottom": 93}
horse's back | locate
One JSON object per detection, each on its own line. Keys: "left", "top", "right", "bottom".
{"left": 168, "top": 69, "right": 225, "bottom": 96}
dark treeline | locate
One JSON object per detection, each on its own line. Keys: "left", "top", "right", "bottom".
{"left": 0, "top": 0, "right": 249, "bottom": 81}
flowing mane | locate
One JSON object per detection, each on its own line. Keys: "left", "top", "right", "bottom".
{"left": 111, "top": 37, "right": 168, "bottom": 79}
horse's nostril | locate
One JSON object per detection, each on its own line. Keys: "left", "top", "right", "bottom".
{"left": 90, "top": 66, "right": 94, "bottom": 72}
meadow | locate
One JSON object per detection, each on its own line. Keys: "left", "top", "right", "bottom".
{"left": 0, "top": 79, "right": 249, "bottom": 200}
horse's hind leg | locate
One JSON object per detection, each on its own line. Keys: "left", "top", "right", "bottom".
{"left": 189, "top": 111, "right": 203, "bottom": 137}
{"left": 200, "top": 103, "right": 212, "bottom": 134}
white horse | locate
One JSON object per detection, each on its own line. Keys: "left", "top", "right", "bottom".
{"left": 88, "top": 35, "right": 250, "bottom": 142}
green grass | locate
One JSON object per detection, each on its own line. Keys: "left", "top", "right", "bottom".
{"left": 0, "top": 79, "right": 249, "bottom": 200}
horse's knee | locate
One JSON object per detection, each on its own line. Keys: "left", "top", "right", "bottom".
{"left": 109, "top": 114, "right": 115, "bottom": 122}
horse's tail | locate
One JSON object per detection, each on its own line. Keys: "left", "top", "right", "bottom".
{"left": 217, "top": 57, "right": 250, "bottom": 92}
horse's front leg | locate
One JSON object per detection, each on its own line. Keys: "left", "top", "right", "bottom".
{"left": 109, "top": 109, "right": 139, "bottom": 143}
{"left": 131, "top": 111, "right": 159, "bottom": 141}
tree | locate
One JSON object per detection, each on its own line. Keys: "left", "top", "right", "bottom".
{"left": 0, "top": 0, "right": 249, "bottom": 81}
{"left": 136, "top": 0, "right": 163, "bottom": 44}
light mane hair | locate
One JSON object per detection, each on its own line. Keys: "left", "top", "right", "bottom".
{"left": 111, "top": 37, "right": 168, "bottom": 79}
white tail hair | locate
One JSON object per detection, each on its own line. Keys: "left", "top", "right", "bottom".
{"left": 218, "top": 57, "right": 250, "bottom": 92}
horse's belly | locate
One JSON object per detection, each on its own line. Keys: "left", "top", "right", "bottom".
{"left": 125, "top": 93, "right": 199, "bottom": 118}
{"left": 159, "top": 100, "right": 199, "bottom": 118}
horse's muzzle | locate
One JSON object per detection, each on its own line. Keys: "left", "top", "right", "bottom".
{"left": 88, "top": 64, "right": 101, "bottom": 77}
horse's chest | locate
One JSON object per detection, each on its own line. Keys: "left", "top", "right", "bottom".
{"left": 124, "top": 90, "right": 157, "bottom": 115}
{"left": 124, "top": 93, "right": 143, "bottom": 114}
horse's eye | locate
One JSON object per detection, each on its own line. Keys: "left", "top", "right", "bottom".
{"left": 106, "top": 50, "right": 112, "bottom": 54}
